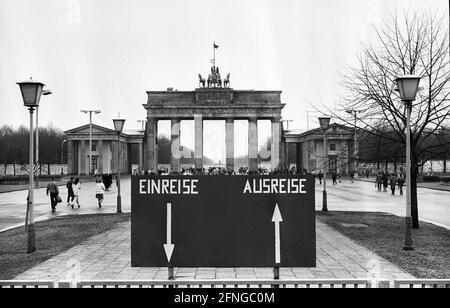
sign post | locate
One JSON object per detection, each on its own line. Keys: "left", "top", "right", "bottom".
{"left": 272, "top": 204, "right": 282, "bottom": 282}
{"left": 165, "top": 203, "right": 175, "bottom": 280}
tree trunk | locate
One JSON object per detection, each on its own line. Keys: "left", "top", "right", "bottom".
{"left": 13, "top": 163, "right": 16, "bottom": 175}
{"left": 411, "top": 166, "right": 419, "bottom": 229}
{"left": 48, "top": 163, "right": 51, "bottom": 175}
{"left": 444, "top": 160, "right": 447, "bottom": 174}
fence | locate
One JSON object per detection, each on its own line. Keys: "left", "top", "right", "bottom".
{"left": 71, "top": 279, "right": 383, "bottom": 289}
{"left": 0, "top": 280, "right": 55, "bottom": 288}
{"left": 393, "top": 279, "right": 450, "bottom": 288}
{"left": 2, "top": 279, "right": 447, "bottom": 289}
{"left": 1, "top": 279, "right": 449, "bottom": 289}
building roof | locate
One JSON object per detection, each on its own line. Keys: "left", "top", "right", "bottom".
{"left": 284, "top": 123, "right": 354, "bottom": 141}
{"left": 65, "top": 124, "right": 144, "bottom": 137}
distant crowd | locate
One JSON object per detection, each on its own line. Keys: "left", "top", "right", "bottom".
{"left": 134, "top": 166, "right": 304, "bottom": 176}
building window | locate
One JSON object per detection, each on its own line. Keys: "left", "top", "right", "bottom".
{"left": 91, "top": 142, "right": 97, "bottom": 152}
{"left": 92, "top": 156, "right": 98, "bottom": 173}
{"left": 330, "top": 143, "right": 336, "bottom": 151}
{"left": 329, "top": 156, "right": 337, "bottom": 173}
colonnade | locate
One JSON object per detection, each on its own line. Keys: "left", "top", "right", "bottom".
{"left": 145, "top": 117, "right": 282, "bottom": 172}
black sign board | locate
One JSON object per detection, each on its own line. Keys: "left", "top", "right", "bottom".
{"left": 131, "top": 175, "right": 316, "bottom": 268}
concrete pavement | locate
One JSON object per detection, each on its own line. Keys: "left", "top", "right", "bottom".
{"left": 0, "top": 179, "right": 131, "bottom": 232}
{"left": 13, "top": 220, "right": 414, "bottom": 281}
{"left": 314, "top": 179, "right": 450, "bottom": 229}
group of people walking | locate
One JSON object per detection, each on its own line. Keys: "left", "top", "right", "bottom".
{"left": 375, "top": 171, "right": 405, "bottom": 195}
{"left": 45, "top": 176, "right": 108, "bottom": 213}
{"left": 316, "top": 170, "right": 345, "bottom": 186}
{"left": 45, "top": 177, "right": 81, "bottom": 213}
{"left": 65, "top": 177, "right": 81, "bottom": 208}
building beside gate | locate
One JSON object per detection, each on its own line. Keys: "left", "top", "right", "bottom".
{"left": 64, "top": 124, "right": 144, "bottom": 175}
{"left": 284, "top": 124, "right": 356, "bottom": 174}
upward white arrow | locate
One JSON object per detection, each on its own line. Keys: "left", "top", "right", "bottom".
{"left": 164, "top": 203, "right": 175, "bottom": 263}
{"left": 272, "top": 204, "right": 283, "bottom": 264}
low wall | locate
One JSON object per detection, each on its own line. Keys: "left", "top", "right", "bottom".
{"left": 0, "top": 164, "right": 68, "bottom": 176}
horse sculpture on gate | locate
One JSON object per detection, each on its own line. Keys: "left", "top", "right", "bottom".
{"left": 199, "top": 65, "right": 230, "bottom": 88}
{"left": 224, "top": 73, "right": 230, "bottom": 88}
{"left": 198, "top": 74, "right": 206, "bottom": 88}
{"left": 206, "top": 66, "right": 229, "bottom": 88}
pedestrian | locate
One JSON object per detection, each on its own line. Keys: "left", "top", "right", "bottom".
{"left": 332, "top": 172, "right": 337, "bottom": 186}
{"left": 338, "top": 170, "right": 342, "bottom": 183}
{"left": 72, "top": 178, "right": 81, "bottom": 209}
{"left": 382, "top": 172, "right": 389, "bottom": 192}
{"left": 66, "top": 177, "right": 75, "bottom": 206}
{"left": 390, "top": 175, "right": 397, "bottom": 195}
{"left": 376, "top": 172, "right": 382, "bottom": 191}
{"left": 398, "top": 173, "right": 405, "bottom": 196}
{"left": 95, "top": 178, "right": 106, "bottom": 208}
{"left": 46, "top": 178, "right": 60, "bottom": 213}
{"left": 350, "top": 171, "right": 355, "bottom": 183}
{"left": 318, "top": 170, "right": 323, "bottom": 185}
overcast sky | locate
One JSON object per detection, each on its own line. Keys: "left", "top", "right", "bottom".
{"left": 0, "top": 0, "right": 447, "bottom": 161}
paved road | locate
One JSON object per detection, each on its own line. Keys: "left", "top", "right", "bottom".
{"left": 1, "top": 177, "right": 449, "bottom": 231}
{"left": 0, "top": 179, "right": 131, "bottom": 232}
{"left": 315, "top": 179, "right": 450, "bottom": 229}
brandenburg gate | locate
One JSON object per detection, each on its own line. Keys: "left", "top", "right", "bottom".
{"left": 143, "top": 65, "right": 285, "bottom": 172}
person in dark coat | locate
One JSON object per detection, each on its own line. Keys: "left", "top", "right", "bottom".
{"left": 390, "top": 175, "right": 397, "bottom": 195}
{"left": 376, "top": 172, "right": 382, "bottom": 191}
{"left": 382, "top": 172, "right": 389, "bottom": 192}
{"left": 397, "top": 173, "right": 405, "bottom": 195}
{"left": 46, "top": 178, "right": 60, "bottom": 213}
{"left": 332, "top": 172, "right": 338, "bottom": 186}
{"left": 66, "top": 177, "right": 75, "bottom": 206}
{"left": 318, "top": 171, "right": 323, "bottom": 185}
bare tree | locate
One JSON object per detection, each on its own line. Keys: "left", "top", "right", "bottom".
{"left": 321, "top": 12, "right": 450, "bottom": 229}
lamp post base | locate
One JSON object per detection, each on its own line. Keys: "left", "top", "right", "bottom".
{"left": 117, "top": 196, "right": 122, "bottom": 214}
{"left": 322, "top": 190, "right": 328, "bottom": 212}
{"left": 27, "top": 223, "right": 36, "bottom": 253}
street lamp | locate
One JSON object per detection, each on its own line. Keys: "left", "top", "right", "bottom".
{"left": 17, "top": 77, "right": 47, "bottom": 253}
{"left": 346, "top": 110, "right": 361, "bottom": 177}
{"left": 61, "top": 140, "right": 67, "bottom": 165}
{"left": 113, "top": 118, "right": 126, "bottom": 214}
{"left": 80, "top": 110, "right": 101, "bottom": 175}
{"left": 319, "top": 117, "right": 331, "bottom": 212}
{"left": 395, "top": 75, "right": 421, "bottom": 251}
{"left": 35, "top": 89, "right": 52, "bottom": 187}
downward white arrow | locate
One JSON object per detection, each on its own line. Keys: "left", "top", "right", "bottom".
{"left": 272, "top": 204, "right": 283, "bottom": 264}
{"left": 164, "top": 203, "right": 175, "bottom": 263}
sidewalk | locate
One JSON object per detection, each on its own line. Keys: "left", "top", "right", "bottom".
{"left": 356, "top": 176, "right": 450, "bottom": 192}
{"left": 14, "top": 220, "right": 414, "bottom": 281}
